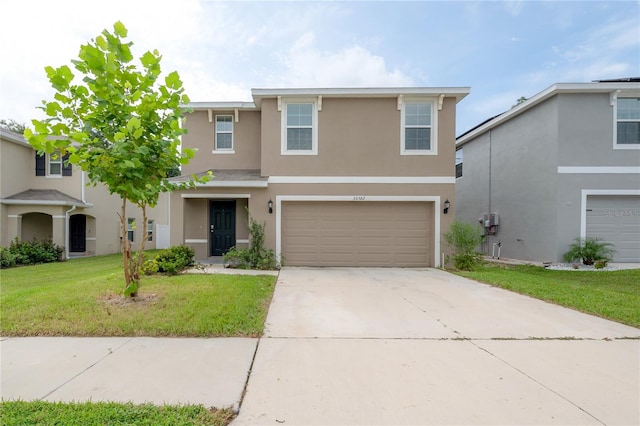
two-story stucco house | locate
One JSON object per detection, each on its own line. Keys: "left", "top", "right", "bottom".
{"left": 455, "top": 79, "right": 640, "bottom": 263}
{"left": 171, "top": 87, "right": 470, "bottom": 267}
{"left": 0, "top": 128, "right": 170, "bottom": 258}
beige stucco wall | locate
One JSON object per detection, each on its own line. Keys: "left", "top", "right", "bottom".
{"left": 0, "top": 135, "right": 170, "bottom": 255}
{"left": 260, "top": 97, "right": 457, "bottom": 177}
{"left": 182, "top": 110, "right": 261, "bottom": 175}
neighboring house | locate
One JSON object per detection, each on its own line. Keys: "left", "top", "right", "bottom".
{"left": 455, "top": 79, "right": 640, "bottom": 263}
{"left": 0, "top": 129, "right": 170, "bottom": 258}
{"left": 171, "top": 87, "right": 470, "bottom": 267}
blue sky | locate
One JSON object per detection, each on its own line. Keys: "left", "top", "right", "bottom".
{"left": 1, "top": 0, "right": 638, "bottom": 135}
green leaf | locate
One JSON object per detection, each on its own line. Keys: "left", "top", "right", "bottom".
{"left": 165, "top": 71, "right": 182, "bottom": 90}
{"left": 95, "top": 35, "right": 108, "bottom": 50}
{"left": 113, "top": 21, "right": 128, "bottom": 38}
{"left": 126, "top": 116, "right": 141, "bottom": 131}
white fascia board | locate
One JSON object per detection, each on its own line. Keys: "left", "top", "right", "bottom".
{"left": 1, "top": 129, "right": 31, "bottom": 147}
{"left": 195, "top": 181, "right": 268, "bottom": 188}
{"left": 182, "top": 101, "right": 257, "bottom": 110}
{"left": 268, "top": 176, "right": 455, "bottom": 184}
{"left": 252, "top": 87, "right": 470, "bottom": 104}
{"left": 457, "top": 81, "right": 640, "bottom": 147}
{"left": 0, "top": 199, "right": 93, "bottom": 207}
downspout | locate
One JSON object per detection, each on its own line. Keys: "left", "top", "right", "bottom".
{"left": 64, "top": 205, "right": 77, "bottom": 260}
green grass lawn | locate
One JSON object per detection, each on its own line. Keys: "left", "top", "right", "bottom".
{"left": 0, "top": 401, "right": 234, "bottom": 426}
{"left": 0, "top": 253, "right": 277, "bottom": 337}
{"left": 455, "top": 264, "right": 640, "bottom": 328}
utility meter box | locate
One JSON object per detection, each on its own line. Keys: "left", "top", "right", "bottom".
{"left": 483, "top": 213, "right": 499, "bottom": 235}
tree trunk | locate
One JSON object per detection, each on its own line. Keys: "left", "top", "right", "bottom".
{"left": 120, "top": 198, "right": 138, "bottom": 298}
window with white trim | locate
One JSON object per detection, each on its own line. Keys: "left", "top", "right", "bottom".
{"left": 147, "top": 219, "right": 154, "bottom": 242}
{"left": 215, "top": 115, "right": 233, "bottom": 151}
{"left": 616, "top": 97, "right": 640, "bottom": 146}
{"left": 127, "top": 218, "right": 135, "bottom": 242}
{"left": 49, "top": 150, "right": 62, "bottom": 176}
{"left": 281, "top": 100, "right": 318, "bottom": 155}
{"left": 401, "top": 100, "right": 437, "bottom": 155}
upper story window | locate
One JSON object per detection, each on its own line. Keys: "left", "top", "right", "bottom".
{"left": 215, "top": 115, "right": 234, "bottom": 152}
{"left": 616, "top": 97, "right": 640, "bottom": 148}
{"left": 49, "top": 151, "right": 62, "bottom": 176}
{"left": 35, "top": 151, "right": 72, "bottom": 177}
{"left": 281, "top": 99, "right": 318, "bottom": 155}
{"left": 455, "top": 149, "right": 463, "bottom": 178}
{"left": 401, "top": 99, "right": 437, "bottom": 155}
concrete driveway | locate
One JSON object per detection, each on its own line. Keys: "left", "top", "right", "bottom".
{"left": 234, "top": 267, "right": 640, "bottom": 425}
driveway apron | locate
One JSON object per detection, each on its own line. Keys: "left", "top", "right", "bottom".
{"left": 234, "top": 267, "right": 640, "bottom": 425}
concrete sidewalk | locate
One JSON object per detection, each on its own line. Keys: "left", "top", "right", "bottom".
{"left": 0, "top": 337, "right": 257, "bottom": 411}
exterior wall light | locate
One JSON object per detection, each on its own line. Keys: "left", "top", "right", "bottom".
{"left": 443, "top": 199, "right": 451, "bottom": 214}
{"left": 268, "top": 199, "right": 273, "bottom": 214}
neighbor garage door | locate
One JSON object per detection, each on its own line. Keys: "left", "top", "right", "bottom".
{"left": 586, "top": 195, "right": 640, "bottom": 262}
{"left": 282, "top": 201, "right": 431, "bottom": 267}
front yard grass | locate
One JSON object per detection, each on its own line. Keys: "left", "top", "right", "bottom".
{"left": 455, "top": 264, "right": 640, "bottom": 328}
{"left": 0, "top": 253, "right": 277, "bottom": 337}
{"left": 0, "top": 400, "right": 234, "bottom": 426}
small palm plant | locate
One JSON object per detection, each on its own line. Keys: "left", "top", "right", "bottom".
{"left": 562, "top": 237, "right": 615, "bottom": 266}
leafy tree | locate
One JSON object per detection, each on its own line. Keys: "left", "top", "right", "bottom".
{"left": 25, "top": 21, "right": 208, "bottom": 297}
{"left": 0, "top": 119, "right": 26, "bottom": 134}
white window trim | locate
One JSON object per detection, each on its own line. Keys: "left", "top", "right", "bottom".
{"left": 147, "top": 219, "right": 154, "bottom": 242}
{"left": 48, "top": 152, "right": 63, "bottom": 177}
{"left": 214, "top": 114, "right": 234, "bottom": 152}
{"left": 613, "top": 94, "right": 640, "bottom": 150}
{"left": 400, "top": 97, "right": 438, "bottom": 156}
{"left": 281, "top": 98, "right": 318, "bottom": 155}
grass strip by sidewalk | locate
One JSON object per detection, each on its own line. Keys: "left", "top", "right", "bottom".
{"left": 455, "top": 264, "right": 640, "bottom": 328}
{"left": 0, "top": 400, "right": 234, "bottom": 426}
{"left": 0, "top": 254, "right": 276, "bottom": 337}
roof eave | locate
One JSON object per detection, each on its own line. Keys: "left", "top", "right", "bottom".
{"left": 456, "top": 81, "right": 640, "bottom": 147}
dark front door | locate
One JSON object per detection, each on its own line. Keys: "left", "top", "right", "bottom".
{"left": 210, "top": 201, "right": 236, "bottom": 256}
{"left": 69, "top": 214, "right": 86, "bottom": 252}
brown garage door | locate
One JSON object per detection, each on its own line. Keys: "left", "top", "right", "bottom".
{"left": 282, "top": 201, "right": 431, "bottom": 267}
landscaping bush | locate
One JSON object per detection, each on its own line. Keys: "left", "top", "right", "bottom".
{"left": 562, "top": 237, "right": 615, "bottom": 265}
{"left": 142, "top": 245, "right": 195, "bottom": 275}
{"left": 0, "top": 247, "right": 17, "bottom": 268}
{"left": 442, "top": 221, "right": 484, "bottom": 271}
{"left": 0, "top": 239, "right": 64, "bottom": 268}
{"left": 223, "top": 216, "right": 277, "bottom": 270}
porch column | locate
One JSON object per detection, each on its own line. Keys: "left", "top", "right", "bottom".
{"left": 52, "top": 215, "right": 66, "bottom": 248}
{"left": 6, "top": 214, "right": 22, "bottom": 244}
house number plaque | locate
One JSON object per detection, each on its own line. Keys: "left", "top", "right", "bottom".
{"left": 353, "top": 196, "right": 366, "bottom": 201}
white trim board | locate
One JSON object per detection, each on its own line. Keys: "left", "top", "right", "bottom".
{"left": 195, "top": 181, "right": 268, "bottom": 188}
{"left": 184, "top": 239, "right": 208, "bottom": 244}
{"left": 580, "top": 189, "right": 640, "bottom": 239}
{"left": 181, "top": 194, "right": 251, "bottom": 199}
{"left": 558, "top": 167, "right": 640, "bottom": 174}
{"left": 275, "top": 195, "right": 442, "bottom": 267}
{"left": 268, "top": 176, "right": 455, "bottom": 184}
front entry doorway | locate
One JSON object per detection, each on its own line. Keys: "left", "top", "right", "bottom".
{"left": 69, "top": 214, "right": 86, "bottom": 253}
{"left": 210, "top": 201, "right": 236, "bottom": 256}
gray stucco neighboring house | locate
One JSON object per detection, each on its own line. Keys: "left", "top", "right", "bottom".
{"left": 455, "top": 79, "right": 640, "bottom": 263}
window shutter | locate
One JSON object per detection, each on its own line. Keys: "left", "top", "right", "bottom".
{"left": 62, "top": 153, "right": 72, "bottom": 176}
{"left": 35, "top": 152, "right": 45, "bottom": 176}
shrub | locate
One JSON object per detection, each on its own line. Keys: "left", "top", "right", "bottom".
{"left": 562, "top": 237, "right": 615, "bottom": 266}
{"left": 0, "top": 247, "right": 17, "bottom": 268}
{"left": 223, "top": 216, "right": 277, "bottom": 270}
{"left": 142, "top": 245, "right": 195, "bottom": 275}
{"left": 442, "top": 221, "right": 484, "bottom": 271}
{"left": 5, "top": 238, "right": 64, "bottom": 266}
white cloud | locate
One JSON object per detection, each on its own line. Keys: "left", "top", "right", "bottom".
{"left": 272, "top": 32, "right": 413, "bottom": 88}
